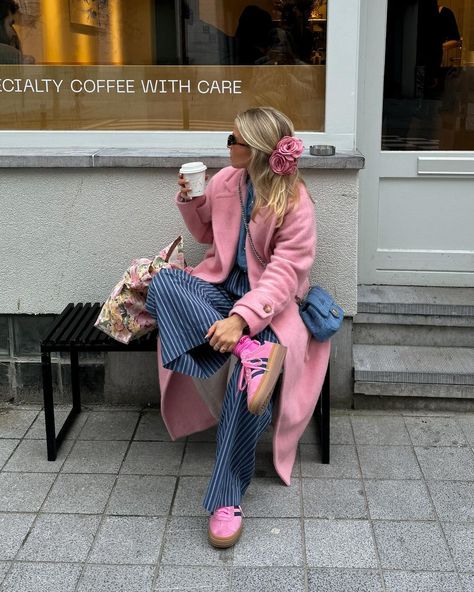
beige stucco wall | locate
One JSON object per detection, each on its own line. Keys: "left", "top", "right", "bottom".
{"left": 0, "top": 167, "right": 358, "bottom": 316}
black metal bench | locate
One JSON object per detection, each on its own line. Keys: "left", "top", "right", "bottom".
{"left": 41, "top": 302, "right": 330, "bottom": 463}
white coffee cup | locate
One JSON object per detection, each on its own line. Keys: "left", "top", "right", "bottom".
{"left": 179, "top": 161, "right": 207, "bottom": 198}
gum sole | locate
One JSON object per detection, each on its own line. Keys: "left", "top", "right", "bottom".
{"left": 208, "top": 524, "right": 243, "bottom": 548}
{"left": 248, "top": 344, "right": 287, "bottom": 416}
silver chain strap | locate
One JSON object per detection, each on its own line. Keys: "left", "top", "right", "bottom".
{"left": 238, "top": 179, "right": 267, "bottom": 269}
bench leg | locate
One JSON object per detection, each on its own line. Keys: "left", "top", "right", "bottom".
{"left": 42, "top": 350, "right": 83, "bottom": 461}
{"left": 54, "top": 351, "right": 82, "bottom": 453}
{"left": 41, "top": 351, "right": 57, "bottom": 461}
{"left": 318, "top": 363, "right": 330, "bottom": 464}
{"left": 70, "top": 351, "right": 81, "bottom": 413}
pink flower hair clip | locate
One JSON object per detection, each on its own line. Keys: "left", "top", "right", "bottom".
{"left": 269, "top": 136, "right": 304, "bottom": 176}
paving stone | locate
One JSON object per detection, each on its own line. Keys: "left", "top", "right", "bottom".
{"left": 180, "top": 442, "right": 216, "bottom": 475}
{"left": 106, "top": 475, "right": 176, "bottom": 516}
{"left": 79, "top": 410, "right": 140, "bottom": 440}
{"left": 120, "top": 442, "right": 184, "bottom": 475}
{"left": 365, "top": 479, "right": 436, "bottom": 520}
{"left": 78, "top": 564, "right": 154, "bottom": 592}
{"left": 42, "top": 473, "right": 116, "bottom": 514}
{"left": 330, "top": 415, "right": 355, "bottom": 445}
{"left": 415, "top": 446, "right": 474, "bottom": 480}
{"left": 231, "top": 567, "right": 305, "bottom": 591}
{"left": 172, "top": 476, "right": 210, "bottom": 516}
{"left": 307, "top": 568, "right": 384, "bottom": 591}
{"left": 460, "top": 574, "right": 474, "bottom": 592}
{"left": 244, "top": 478, "right": 302, "bottom": 517}
{"left": 25, "top": 409, "right": 89, "bottom": 439}
{"left": 427, "top": 481, "right": 474, "bottom": 521}
{"left": 457, "top": 415, "right": 474, "bottom": 447}
{"left": 0, "top": 562, "right": 10, "bottom": 584}
{"left": 0, "top": 408, "right": 39, "bottom": 438}
{"left": 17, "top": 514, "right": 101, "bottom": 562}
{"left": 233, "top": 518, "right": 304, "bottom": 567}
{"left": 300, "top": 419, "right": 319, "bottom": 444}
{"left": 133, "top": 410, "right": 172, "bottom": 441}
{"left": 383, "top": 570, "right": 463, "bottom": 592}
{"left": 442, "top": 522, "right": 474, "bottom": 572}
{"left": 373, "top": 521, "right": 454, "bottom": 571}
{"left": 2, "top": 562, "right": 82, "bottom": 592}
{"left": 300, "top": 444, "right": 361, "bottom": 479}
{"left": 254, "top": 440, "right": 300, "bottom": 478}
{"left": 357, "top": 446, "right": 422, "bottom": 479}
{"left": 304, "top": 519, "right": 378, "bottom": 568}
{"left": 89, "top": 516, "right": 166, "bottom": 564}
{"left": 0, "top": 473, "right": 55, "bottom": 512}
{"left": 187, "top": 426, "right": 218, "bottom": 442}
{"left": 161, "top": 517, "right": 233, "bottom": 566}
{"left": 0, "top": 439, "right": 19, "bottom": 469}
{"left": 405, "top": 416, "right": 468, "bottom": 447}
{"left": 62, "top": 440, "right": 128, "bottom": 474}
{"left": 155, "top": 565, "right": 231, "bottom": 591}
{"left": 302, "top": 478, "right": 367, "bottom": 519}
{"left": 0, "top": 514, "right": 35, "bottom": 560}
{"left": 4, "top": 439, "right": 73, "bottom": 473}
{"left": 351, "top": 415, "right": 411, "bottom": 445}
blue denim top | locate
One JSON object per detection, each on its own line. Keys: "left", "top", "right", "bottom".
{"left": 236, "top": 178, "right": 254, "bottom": 271}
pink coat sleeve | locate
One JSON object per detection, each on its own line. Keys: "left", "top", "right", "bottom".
{"left": 176, "top": 174, "right": 218, "bottom": 244}
{"left": 231, "top": 186, "right": 316, "bottom": 336}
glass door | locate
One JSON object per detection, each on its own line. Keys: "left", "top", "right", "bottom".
{"left": 382, "top": 0, "right": 474, "bottom": 151}
{"left": 357, "top": 0, "right": 474, "bottom": 287}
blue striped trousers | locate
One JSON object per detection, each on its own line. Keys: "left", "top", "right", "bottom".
{"left": 146, "top": 267, "right": 277, "bottom": 512}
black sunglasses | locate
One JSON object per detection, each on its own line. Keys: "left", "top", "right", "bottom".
{"left": 227, "top": 133, "right": 249, "bottom": 148}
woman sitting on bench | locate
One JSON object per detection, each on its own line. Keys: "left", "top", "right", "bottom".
{"left": 146, "top": 106, "right": 330, "bottom": 548}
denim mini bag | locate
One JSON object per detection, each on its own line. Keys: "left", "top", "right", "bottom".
{"left": 297, "top": 286, "right": 344, "bottom": 342}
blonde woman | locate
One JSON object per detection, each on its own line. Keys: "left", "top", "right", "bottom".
{"left": 146, "top": 107, "right": 330, "bottom": 548}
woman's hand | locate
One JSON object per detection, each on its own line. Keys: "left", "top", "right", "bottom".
{"left": 206, "top": 315, "right": 247, "bottom": 353}
{"left": 178, "top": 173, "right": 192, "bottom": 200}
{"left": 178, "top": 172, "right": 209, "bottom": 200}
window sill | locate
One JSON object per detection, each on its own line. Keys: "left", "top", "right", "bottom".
{"left": 0, "top": 148, "right": 365, "bottom": 169}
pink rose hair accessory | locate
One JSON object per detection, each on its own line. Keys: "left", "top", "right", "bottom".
{"left": 269, "top": 136, "right": 304, "bottom": 176}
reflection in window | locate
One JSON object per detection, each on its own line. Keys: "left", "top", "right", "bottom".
{"left": 2, "top": 0, "right": 327, "bottom": 66}
{"left": 383, "top": 0, "right": 474, "bottom": 151}
{"left": 0, "top": 1, "right": 327, "bottom": 131}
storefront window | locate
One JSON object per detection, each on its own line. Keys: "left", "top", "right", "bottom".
{"left": 383, "top": 0, "right": 474, "bottom": 151}
{"left": 0, "top": 0, "right": 327, "bottom": 131}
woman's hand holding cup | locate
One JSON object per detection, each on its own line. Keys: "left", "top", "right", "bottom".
{"left": 178, "top": 173, "right": 192, "bottom": 200}
{"left": 178, "top": 162, "right": 208, "bottom": 200}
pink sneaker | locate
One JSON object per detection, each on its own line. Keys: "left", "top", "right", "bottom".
{"left": 238, "top": 341, "right": 287, "bottom": 416}
{"left": 208, "top": 506, "right": 243, "bottom": 548}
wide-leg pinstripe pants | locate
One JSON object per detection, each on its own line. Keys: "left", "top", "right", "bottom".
{"left": 146, "top": 267, "right": 278, "bottom": 512}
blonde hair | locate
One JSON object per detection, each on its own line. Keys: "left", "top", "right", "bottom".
{"left": 235, "top": 106, "right": 304, "bottom": 227}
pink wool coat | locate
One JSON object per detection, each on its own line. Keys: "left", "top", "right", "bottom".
{"left": 157, "top": 166, "right": 330, "bottom": 485}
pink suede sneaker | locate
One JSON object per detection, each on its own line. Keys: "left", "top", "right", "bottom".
{"left": 208, "top": 506, "right": 243, "bottom": 548}
{"left": 238, "top": 341, "right": 287, "bottom": 415}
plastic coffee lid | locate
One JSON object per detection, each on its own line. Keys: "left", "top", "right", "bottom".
{"left": 179, "top": 161, "right": 207, "bottom": 174}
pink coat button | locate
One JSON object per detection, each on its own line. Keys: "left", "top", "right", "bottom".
{"left": 263, "top": 304, "right": 272, "bottom": 313}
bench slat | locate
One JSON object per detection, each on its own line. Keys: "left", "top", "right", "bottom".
{"left": 44, "top": 303, "right": 81, "bottom": 345}
{"left": 62, "top": 303, "right": 99, "bottom": 344}
{"left": 70, "top": 303, "right": 102, "bottom": 344}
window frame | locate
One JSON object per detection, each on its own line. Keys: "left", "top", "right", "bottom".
{"left": 0, "top": 0, "right": 359, "bottom": 150}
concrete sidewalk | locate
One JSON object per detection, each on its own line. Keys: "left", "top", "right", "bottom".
{"left": 0, "top": 405, "right": 473, "bottom": 591}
